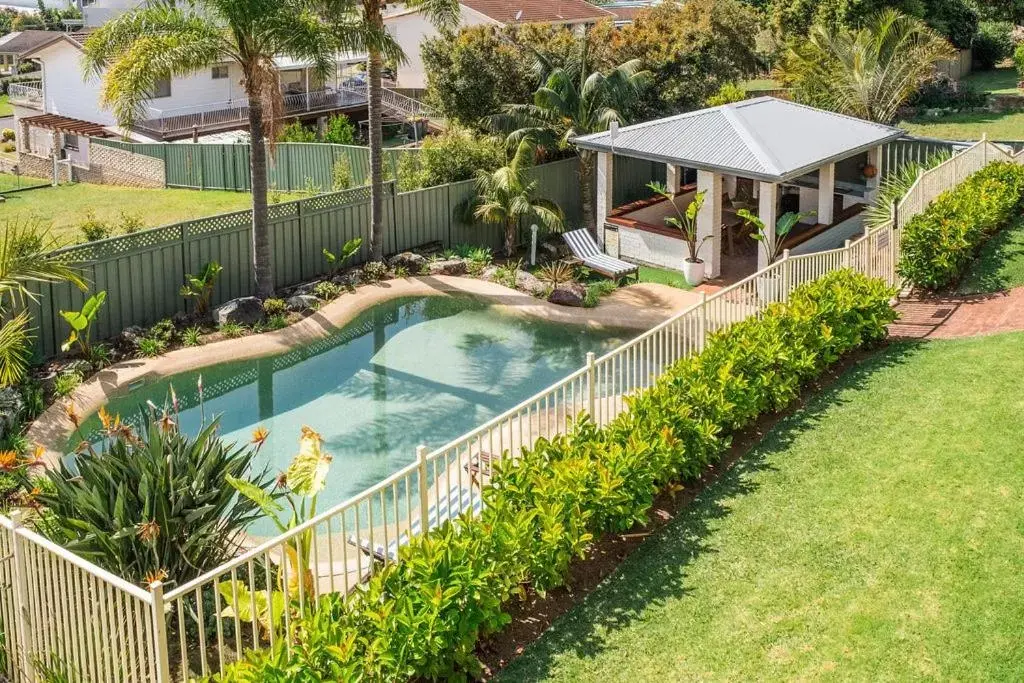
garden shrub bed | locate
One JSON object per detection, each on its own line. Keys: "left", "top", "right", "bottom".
{"left": 898, "top": 161, "right": 1024, "bottom": 290}
{"left": 213, "top": 269, "right": 898, "bottom": 682}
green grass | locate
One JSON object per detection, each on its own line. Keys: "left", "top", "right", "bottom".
{"left": 958, "top": 215, "right": 1024, "bottom": 294}
{"left": 0, "top": 172, "right": 47, "bottom": 193}
{"left": 0, "top": 95, "right": 11, "bottom": 117}
{"left": 500, "top": 333, "right": 1024, "bottom": 682}
{"left": 636, "top": 265, "right": 693, "bottom": 289}
{"left": 898, "top": 110, "right": 1024, "bottom": 142}
{"left": 963, "top": 66, "right": 1020, "bottom": 95}
{"left": 740, "top": 78, "right": 781, "bottom": 91}
{"left": 0, "top": 183, "right": 274, "bottom": 246}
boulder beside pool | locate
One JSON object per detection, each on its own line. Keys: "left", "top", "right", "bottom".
{"left": 214, "top": 297, "right": 265, "bottom": 326}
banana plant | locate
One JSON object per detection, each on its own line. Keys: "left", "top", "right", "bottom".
{"left": 323, "top": 237, "right": 363, "bottom": 276}
{"left": 736, "top": 209, "right": 816, "bottom": 266}
{"left": 221, "top": 427, "right": 333, "bottom": 639}
{"left": 59, "top": 291, "right": 107, "bottom": 360}
{"left": 180, "top": 261, "right": 223, "bottom": 316}
{"left": 647, "top": 182, "right": 710, "bottom": 263}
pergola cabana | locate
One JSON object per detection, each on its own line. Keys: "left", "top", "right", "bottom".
{"left": 573, "top": 97, "right": 904, "bottom": 278}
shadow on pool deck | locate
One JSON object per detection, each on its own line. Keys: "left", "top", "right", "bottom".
{"left": 493, "top": 341, "right": 925, "bottom": 680}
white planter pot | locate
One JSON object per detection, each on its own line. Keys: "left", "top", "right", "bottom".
{"left": 756, "top": 273, "right": 782, "bottom": 302}
{"left": 682, "top": 259, "right": 705, "bottom": 286}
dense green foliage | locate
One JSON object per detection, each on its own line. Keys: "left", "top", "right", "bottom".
{"left": 899, "top": 161, "right": 1024, "bottom": 290}
{"left": 973, "top": 21, "right": 1015, "bottom": 70}
{"left": 213, "top": 269, "right": 896, "bottom": 682}
{"left": 34, "top": 406, "right": 278, "bottom": 584}
{"left": 396, "top": 126, "right": 505, "bottom": 191}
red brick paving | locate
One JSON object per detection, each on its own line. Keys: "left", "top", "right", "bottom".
{"left": 889, "top": 287, "right": 1024, "bottom": 339}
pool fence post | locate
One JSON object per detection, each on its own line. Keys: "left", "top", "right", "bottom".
{"left": 149, "top": 580, "right": 172, "bottom": 683}
{"left": 9, "top": 510, "right": 35, "bottom": 682}
{"left": 586, "top": 352, "right": 596, "bottom": 421}
{"left": 781, "top": 249, "right": 791, "bottom": 302}
{"left": 416, "top": 445, "right": 430, "bottom": 531}
{"left": 698, "top": 291, "right": 707, "bottom": 352}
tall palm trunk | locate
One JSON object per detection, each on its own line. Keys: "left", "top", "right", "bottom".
{"left": 247, "top": 96, "right": 274, "bottom": 299}
{"left": 579, "top": 150, "right": 596, "bottom": 234}
{"left": 504, "top": 218, "right": 516, "bottom": 258}
{"left": 366, "top": 1, "right": 385, "bottom": 263}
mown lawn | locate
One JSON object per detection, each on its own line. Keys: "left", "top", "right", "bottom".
{"left": 963, "top": 66, "right": 1019, "bottom": 95}
{"left": 500, "top": 333, "right": 1024, "bottom": 682}
{"left": 0, "top": 94, "right": 11, "bottom": 117}
{"left": 958, "top": 216, "right": 1024, "bottom": 294}
{"left": 0, "top": 183, "right": 272, "bottom": 246}
{"left": 898, "top": 110, "right": 1024, "bottom": 142}
{"left": 636, "top": 265, "right": 692, "bottom": 289}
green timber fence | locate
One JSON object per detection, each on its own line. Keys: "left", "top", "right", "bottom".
{"left": 92, "top": 139, "right": 417, "bottom": 192}
{"left": 27, "top": 156, "right": 665, "bottom": 359}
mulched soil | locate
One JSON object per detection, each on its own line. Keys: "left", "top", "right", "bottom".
{"left": 475, "top": 347, "right": 878, "bottom": 678}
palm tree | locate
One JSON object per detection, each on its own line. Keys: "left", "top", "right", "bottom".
{"left": 489, "top": 34, "right": 650, "bottom": 233}
{"left": 0, "top": 221, "right": 86, "bottom": 387}
{"left": 82, "top": 0, "right": 365, "bottom": 299}
{"left": 459, "top": 138, "right": 564, "bottom": 257}
{"left": 774, "top": 9, "right": 954, "bottom": 124}
{"left": 358, "top": 0, "right": 458, "bottom": 263}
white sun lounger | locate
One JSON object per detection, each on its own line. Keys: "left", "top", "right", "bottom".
{"left": 347, "top": 484, "right": 483, "bottom": 563}
{"left": 563, "top": 228, "right": 639, "bottom": 279}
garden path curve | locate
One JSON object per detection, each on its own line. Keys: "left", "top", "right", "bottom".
{"left": 889, "top": 287, "right": 1024, "bottom": 339}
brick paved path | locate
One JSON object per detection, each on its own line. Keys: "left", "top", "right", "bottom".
{"left": 889, "top": 288, "right": 1024, "bottom": 339}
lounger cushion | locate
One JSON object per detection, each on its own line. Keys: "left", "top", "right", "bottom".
{"left": 563, "top": 228, "right": 638, "bottom": 277}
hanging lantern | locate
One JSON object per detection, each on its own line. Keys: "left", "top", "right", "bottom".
{"left": 862, "top": 163, "right": 877, "bottom": 179}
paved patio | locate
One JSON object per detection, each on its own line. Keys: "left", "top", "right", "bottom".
{"left": 889, "top": 287, "right": 1024, "bottom": 339}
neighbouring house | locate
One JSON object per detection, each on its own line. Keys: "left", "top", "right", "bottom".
{"left": 0, "top": 30, "right": 52, "bottom": 77}
{"left": 572, "top": 97, "right": 904, "bottom": 283}
{"left": 384, "top": 0, "right": 615, "bottom": 91}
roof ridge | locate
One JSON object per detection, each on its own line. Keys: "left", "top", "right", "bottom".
{"left": 719, "top": 102, "right": 783, "bottom": 177}
{"left": 765, "top": 96, "right": 903, "bottom": 134}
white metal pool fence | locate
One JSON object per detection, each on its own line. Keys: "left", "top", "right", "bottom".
{"left": 0, "top": 137, "right": 1012, "bottom": 682}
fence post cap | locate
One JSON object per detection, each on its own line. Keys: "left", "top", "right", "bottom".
{"left": 415, "top": 444, "right": 428, "bottom": 461}
{"left": 782, "top": 248, "right": 791, "bottom": 259}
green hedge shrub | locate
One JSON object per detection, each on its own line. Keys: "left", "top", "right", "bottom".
{"left": 898, "top": 161, "right": 1024, "bottom": 290}
{"left": 214, "top": 269, "right": 897, "bottom": 682}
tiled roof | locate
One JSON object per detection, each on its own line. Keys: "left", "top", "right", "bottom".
{"left": 461, "top": 0, "right": 614, "bottom": 24}
{"left": 0, "top": 30, "right": 68, "bottom": 56}
{"left": 573, "top": 97, "right": 905, "bottom": 182}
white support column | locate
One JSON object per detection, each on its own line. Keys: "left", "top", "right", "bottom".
{"left": 596, "top": 151, "right": 614, "bottom": 250}
{"left": 758, "top": 181, "right": 779, "bottom": 271}
{"left": 865, "top": 145, "right": 882, "bottom": 203}
{"left": 818, "top": 162, "right": 835, "bottom": 225}
{"left": 696, "top": 170, "right": 722, "bottom": 278}
{"left": 723, "top": 174, "right": 737, "bottom": 199}
{"left": 798, "top": 187, "right": 817, "bottom": 218}
{"left": 666, "top": 164, "right": 682, "bottom": 193}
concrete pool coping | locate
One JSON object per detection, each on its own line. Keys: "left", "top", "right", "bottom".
{"left": 27, "top": 275, "right": 702, "bottom": 466}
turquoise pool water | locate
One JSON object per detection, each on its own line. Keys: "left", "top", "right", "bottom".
{"left": 75, "top": 295, "right": 629, "bottom": 513}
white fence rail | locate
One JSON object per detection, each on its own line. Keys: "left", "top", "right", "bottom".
{"left": 0, "top": 132, "right": 1006, "bottom": 681}
{"left": 6, "top": 81, "right": 42, "bottom": 109}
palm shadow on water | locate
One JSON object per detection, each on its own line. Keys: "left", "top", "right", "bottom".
{"left": 498, "top": 341, "right": 926, "bottom": 680}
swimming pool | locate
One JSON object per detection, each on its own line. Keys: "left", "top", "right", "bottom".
{"left": 75, "top": 295, "right": 630, "bottom": 514}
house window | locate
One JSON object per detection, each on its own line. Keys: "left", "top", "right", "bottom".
{"left": 152, "top": 76, "right": 171, "bottom": 98}
{"left": 64, "top": 133, "right": 79, "bottom": 151}
{"left": 212, "top": 65, "right": 229, "bottom": 79}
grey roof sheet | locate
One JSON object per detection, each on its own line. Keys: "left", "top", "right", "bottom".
{"left": 572, "top": 97, "right": 904, "bottom": 182}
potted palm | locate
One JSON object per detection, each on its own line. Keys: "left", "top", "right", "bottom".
{"left": 736, "top": 208, "right": 814, "bottom": 300}
{"left": 647, "top": 182, "right": 709, "bottom": 286}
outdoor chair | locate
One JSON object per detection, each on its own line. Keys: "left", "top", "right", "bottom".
{"left": 563, "top": 228, "right": 639, "bottom": 280}
{"left": 347, "top": 483, "right": 483, "bottom": 563}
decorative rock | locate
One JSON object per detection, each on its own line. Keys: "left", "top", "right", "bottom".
{"left": 0, "top": 387, "right": 24, "bottom": 441}
{"left": 286, "top": 294, "right": 319, "bottom": 312}
{"left": 117, "top": 325, "right": 147, "bottom": 350}
{"left": 214, "top": 297, "right": 265, "bottom": 327}
{"left": 61, "top": 359, "right": 93, "bottom": 376}
{"left": 427, "top": 259, "right": 468, "bottom": 276}
{"left": 480, "top": 265, "right": 499, "bottom": 282}
{"left": 547, "top": 282, "right": 587, "bottom": 307}
{"left": 515, "top": 269, "right": 548, "bottom": 296}
{"left": 387, "top": 251, "right": 427, "bottom": 271}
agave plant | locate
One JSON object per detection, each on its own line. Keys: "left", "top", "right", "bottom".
{"left": 33, "top": 390, "right": 278, "bottom": 584}
{"left": 537, "top": 260, "right": 576, "bottom": 289}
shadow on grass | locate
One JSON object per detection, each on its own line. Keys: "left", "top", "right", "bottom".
{"left": 500, "top": 341, "right": 926, "bottom": 680}
{"left": 957, "top": 217, "right": 1024, "bottom": 294}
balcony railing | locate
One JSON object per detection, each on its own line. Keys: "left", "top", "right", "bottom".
{"left": 136, "top": 86, "right": 368, "bottom": 138}
{"left": 7, "top": 81, "right": 43, "bottom": 109}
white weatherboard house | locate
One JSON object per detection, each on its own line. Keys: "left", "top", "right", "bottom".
{"left": 384, "top": 0, "right": 613, "bottom": 90}
{"left": 572, "top": 97, "right": 904, "bottom": 282}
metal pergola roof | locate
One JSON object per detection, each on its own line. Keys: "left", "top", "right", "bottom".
{"left": 572, "top": 97, "right": 905, "bottom": 183}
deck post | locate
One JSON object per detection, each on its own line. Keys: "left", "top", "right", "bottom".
{"left": 817, "top": 162, "right": 835, "bottom": 224}
{"left": 696, "top": 170, "right": 722, "bottom": 278}
{"left": 416, "top": 445, "right": 430, "bottom": 528}
{"left": 586, "top": 352, "right": 596, "bottom": 420}
{"left": 596, "top": 151, "right": 614, "bottom": 250}
{"left": 757, "top": 181, "right": 779, "bottom": 271}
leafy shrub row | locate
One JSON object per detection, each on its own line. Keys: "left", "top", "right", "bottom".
{"left": 898, "top": 161, "right": 1024, "bottom": 291}
{"left": 215, "top": 270, "right": 898, "bottom": 682}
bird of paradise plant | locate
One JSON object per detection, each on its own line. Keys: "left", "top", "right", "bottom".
{"left": 221, "top": 426, "right": 334, "bottom": 638}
